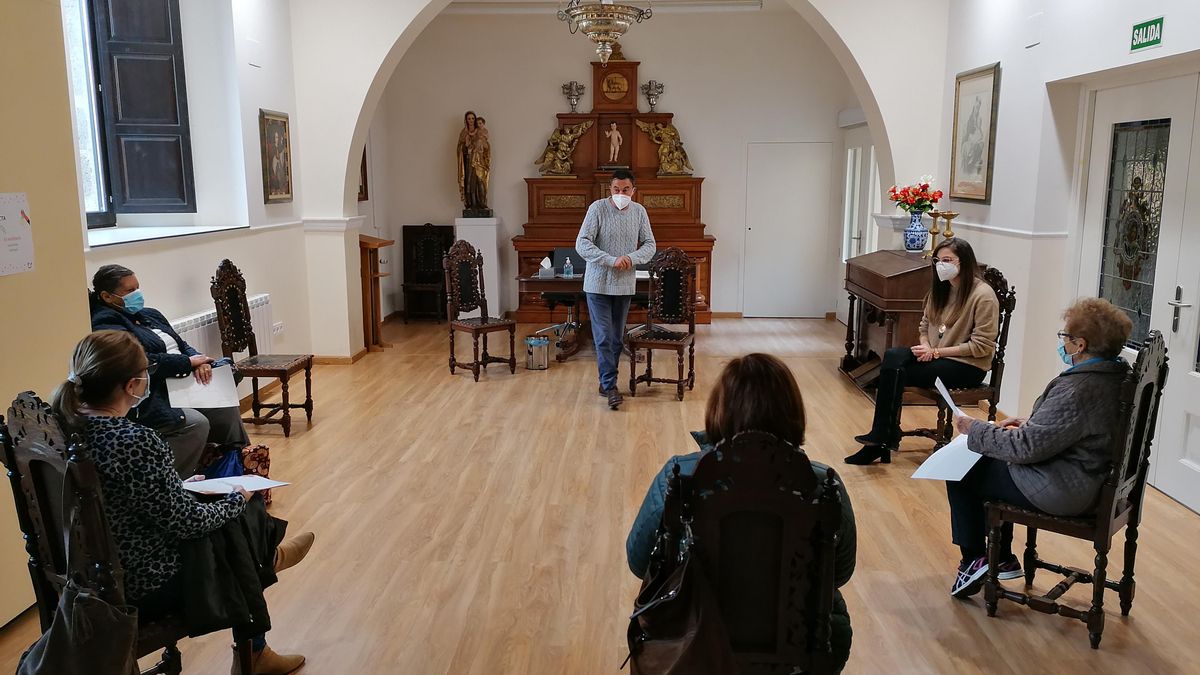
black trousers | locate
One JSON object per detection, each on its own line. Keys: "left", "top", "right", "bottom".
{"left": 946, "top": 456, "right": 1035, "bottom": 563}
{"left": 869, "top": 347, "right": 985, "bottom": 445}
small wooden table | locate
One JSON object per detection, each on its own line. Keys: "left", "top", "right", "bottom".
{"left": 360, "top": 234, "right": 395, "bottom": 352}
{"left": 517, "top": 275, "right": 651, "bottom": 361}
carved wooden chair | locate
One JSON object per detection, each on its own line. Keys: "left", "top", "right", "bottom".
{"left": 0, "top": 393, "right": 254, "bottom": 675}
{"left": 626, "top": 247, "right": 696, "bottom": 400}
{"left": 402, "top": 223, "right": 454, "bottom": 323}
{"left": 443, "top": 240, "right": 516, "bottom": 381}
{"left": 663, "top": 431, "right": 844, "bottom": 674}
{"left": 982, "top": 330, "right": 1169, "bottom": 649}
{"left": 211, "top": 259, "right": 314, "bottom": 437}
{"left": 900, "top": 266, "right": 1017, "bottom": 448}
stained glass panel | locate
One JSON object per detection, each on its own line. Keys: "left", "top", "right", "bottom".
{"left": 1098, "top": 119, "right": 1171, "bottom": 347}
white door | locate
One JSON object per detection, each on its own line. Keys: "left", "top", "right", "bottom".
{"left": 1078, "top": 74, "right": 1200, "bottom": 512}
{"left": 743, "top": 142, "right": 833, "bottom": 318}
{"left": 835, "top": 126, "right": 881, "bottom": 323}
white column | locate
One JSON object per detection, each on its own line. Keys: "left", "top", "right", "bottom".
{"left": 303, "top": 216, "right": 365, "bottom": 356}
{"left": 454, "top": 217, "right": 501, "bottom": 319}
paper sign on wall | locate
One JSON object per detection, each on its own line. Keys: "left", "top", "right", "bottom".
{"left": 0, "top": 193, "right": 35, "bottom": 276}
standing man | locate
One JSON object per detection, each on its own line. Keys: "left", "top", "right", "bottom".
{"left": 576, "top": 169, "right": 657, "bottom": 410}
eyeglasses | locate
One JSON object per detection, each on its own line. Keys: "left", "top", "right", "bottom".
{"left": 1056, "top": 331, "right": 1074, "bottom": 340}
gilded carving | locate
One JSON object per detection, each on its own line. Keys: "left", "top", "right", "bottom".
{"left": 534, "top": 120, "right": 595, "bottom": 176}
{"left": 635, "top": 120, "right": 694, "bottom": 175}
{"left": 544, "top": 194, "right": 588, "bottom": 209}
{"left": 642, "top": 194, "right": 684, "bottom": 210}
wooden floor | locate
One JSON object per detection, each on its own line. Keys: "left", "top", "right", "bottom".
{"left": 1, "top": 318, "right": 1198, "bottom": 674}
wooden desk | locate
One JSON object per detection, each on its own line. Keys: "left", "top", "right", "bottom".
{"left": 517, "top": 275, "right": 651, "bottom": 360}
{"left": 360, "top": 234, "right": 395, "bottom": 352}
{"left": 839, "top": 250, "right": 929, "bottom": 392}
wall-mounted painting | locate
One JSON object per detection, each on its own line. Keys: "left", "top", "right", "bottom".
{"left": 358, "top": 148, "right": 369, "bottom": 202}
{"left": 949, "top": 62, "right": 1000, "bottom": 203}
{"left": 259, "top": 109, "right": 292, "bottom": 204}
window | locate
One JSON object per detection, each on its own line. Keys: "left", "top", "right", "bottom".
{"left": 62, "top": 0, "right": 196, "bottom": 228}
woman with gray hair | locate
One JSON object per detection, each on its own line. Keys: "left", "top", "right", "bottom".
{"left": 946, "top": 297, "right": 1134, "bottom": 599}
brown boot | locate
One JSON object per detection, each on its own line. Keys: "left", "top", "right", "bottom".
{"left": 231, "top": 645, "right": 306, "bottom": 675}
{"left": 274, "top": 532, "right": 315, "bottom": 574}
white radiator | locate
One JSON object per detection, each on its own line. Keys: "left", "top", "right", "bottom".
{"left": 170, "top": 293, "right": 273, "bottom": 361}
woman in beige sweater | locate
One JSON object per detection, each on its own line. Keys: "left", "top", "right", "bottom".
{"left": 845, "top": 238, "right": 999, "bottom": 465}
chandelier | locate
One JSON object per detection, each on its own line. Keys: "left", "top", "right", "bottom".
{"left": 557, "top": 0, "right": 653, "bottom": 65}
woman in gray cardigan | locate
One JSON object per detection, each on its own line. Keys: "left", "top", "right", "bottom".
{"left": 946, "top": 297, "right": 1133, "bottom": 599}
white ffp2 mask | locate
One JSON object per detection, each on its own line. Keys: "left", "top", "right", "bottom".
{"left": 935, "top": 261, "right": 959, "bottom": 282}
{"left": 611, "top": 194, "right": 632, "bottom": 210}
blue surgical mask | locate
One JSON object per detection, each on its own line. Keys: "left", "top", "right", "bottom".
{"left": 121, "top": 289, "right": 145, "bottom": 314}
{"left": 129, "top": 377, "right": 150, "bottom": 407}
{"left": 1058, "top": 340, "right": 1079, "bottom": 366}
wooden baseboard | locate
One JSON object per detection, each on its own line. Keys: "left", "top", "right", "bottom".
{"left": 312, "top": 348, "right": 369, "bottom": 366}
{"left": 385, "top": 310, "right": 403, "bottom": 323}
{"left": 711, "top": 312, "right": 743, "bottom": 319}
{"left": 239, "top": 380, "right": 282, "bottom": 413}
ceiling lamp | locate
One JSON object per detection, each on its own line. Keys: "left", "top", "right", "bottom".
{"left": 557, "top": 0, "right": 653, "bottom": 65}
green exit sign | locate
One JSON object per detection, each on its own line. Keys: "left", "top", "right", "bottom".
{"left": 1131, "top": 17, "right": 1164, "bottom": 52}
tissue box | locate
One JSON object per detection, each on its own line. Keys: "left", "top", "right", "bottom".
{"left": 538, "top": 267, "right": 556, "bottom": 279}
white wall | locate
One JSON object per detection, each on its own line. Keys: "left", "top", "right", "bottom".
{"left": 359, "top": 108, "right": 398, "bottom": 317}
{"left": 379, "top": 8, "right": 856, "bottom": 314}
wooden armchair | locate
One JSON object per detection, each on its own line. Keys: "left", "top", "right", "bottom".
{"left": 677, "top": 431, "right": 845, "bottom": 674}
{"left": 982, "top": 330, "right": 1169, "bottom": 649}
{"left": 0, "top": 393, "right": 254, "bottom": 675}
{"left": 402, "top": 223, "right": 454, "bottom": 323}
{"left": 443, "top": 240, "right": 516, "bottom": 381}
{"left": 626, "top": 247, "right": 696, "bottom": 401}
{"left": 901, "top": 266, "right": 1017, "bottom": 448}
{"left": 211, "top": 259, "right": 314, "bottom": 437}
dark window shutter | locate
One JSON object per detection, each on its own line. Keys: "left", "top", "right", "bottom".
{"left": 92, "top": 0, "right": 195, "bottom": 213}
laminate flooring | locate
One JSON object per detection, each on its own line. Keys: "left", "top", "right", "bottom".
{"left": 1, "top": 318, "right": 1197, "bottom": 674}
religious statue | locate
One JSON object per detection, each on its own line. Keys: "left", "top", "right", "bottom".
{"left": 604, "top": 122, "right": 623, "bottom": 165}
{"left": 534, "top": 120, "right": 594, "bottom": 176}
{"left": 634, "top": 120, "right": 693, "bottom": 175}
{"left": 457, "top": 110, "right": 492, "bottom": 217}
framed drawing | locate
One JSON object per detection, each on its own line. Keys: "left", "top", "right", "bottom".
{"left": 949, "top": 62, "right": 1000, "bottom": 203}
{"left": 258, "top": 109, "right": 292, "bottom": 204}
{"left": 357, "top": 148, "right": 369, "bottom": 202}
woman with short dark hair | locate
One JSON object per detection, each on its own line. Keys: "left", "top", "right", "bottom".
{"left": 944, "top": 297, "right": 1134, "bottom": 599}
{"left": 625, "top": 353, "right": 856, "bottom": 672}
{"left": 846, "top": 238, "right": 1000, "bottom": 465}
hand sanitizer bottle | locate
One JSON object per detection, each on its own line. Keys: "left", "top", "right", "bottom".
{"left": 564, "top": 257, "right": 574, "bottom": 279}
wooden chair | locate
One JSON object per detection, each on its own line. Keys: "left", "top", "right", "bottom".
{"left": 0, "top": 393, "right": 254, "bottom": 675}
{"left": 666, "top": 431, "right": 845, "bottom": 674}
{"left": 443, "top": 240, "right": 516, "bottom": 381}
{"left": 900, "top": 266, "right": 1017, "bottom": 448}
{"left": 211, "top": 259, "right": 314, "bottom": 437}
{"left": 982, "top": 330, "right": 1169, "bottom": 649}
{"left": 626, "top": 247, "right": 696, "bottom": 401}
{"left": 401, "top": 223, "right": 454, "bottom": 323}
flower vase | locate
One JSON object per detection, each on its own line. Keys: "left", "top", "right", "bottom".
{"left": 903, "top": 212, "right": 929, "bottom": 252}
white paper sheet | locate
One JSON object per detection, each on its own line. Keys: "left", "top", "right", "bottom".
{"left": 635, "top": 270, "right": 650, "bottom": 280}
{"left": 182, "top": 474, "right": 289, "bottom": 495}
{"left": 934, "top": 377, "right": 965, "bottom": 418}
{"left": 911, "top": 433, "right": 983, "bottom": 481}
{"left": 166, "top": 364, "right": 239, "bottom": 409}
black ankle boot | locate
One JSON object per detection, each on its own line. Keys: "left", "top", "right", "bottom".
{"left": 854, "top": 431, "right": 882, "bottom": 445}
{"left": 844, "top": 444, "right": 892, "bottom": 465}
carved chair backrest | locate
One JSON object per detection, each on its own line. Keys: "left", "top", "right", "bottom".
{"left": 647, "top": 247, "right": 696, "bottom": 331}
{"left": 673, "top": 431, "right": 843, "bottom": 673}
{"left": 1092, "top": 330, "right": 1168, "bottom": 544}
{"left": 979, "top": 266, "right": 1017, "bottom": 393}
{"left": 443, "top": 240, "right": 490, "bottom": 320}
{"left": 1, "top": 392, "right": 127, "bottom": 631}
{"left": 210, "top": 258, "right": 258, "bottom": 358}
{"left": 404, "top": 223, "right": 454, "bottom": 284}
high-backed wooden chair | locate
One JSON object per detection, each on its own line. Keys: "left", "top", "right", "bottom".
{"left": 402, "top": 223, "right": 455, "bottom": 323}
{"left": 0, "top": 393, "right": 253, "bottom": 675}
{"left": 443, "top": 240, "right": 516, "bottom": 381}
{"left": 626, "top": 247, "right": 696, "bottom": 401}
{"left": 900, "top": 266, "right": 1017, "bottom": 448}
{"left": 982, "top": 330, "right": 1168, "bottom": 649}
{"left": 668, "top": 431, "right": 845, "bottom": 674}
{"left": 211, "top": 259, "right": 314, "bottom": 437}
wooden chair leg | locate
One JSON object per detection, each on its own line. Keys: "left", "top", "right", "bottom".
{"left": 985, "top": 522, "right": 1002, "bottom": 617}
{"left": 251, "top": 377, "right": 262, "bottom": 418}
{"left": 234, "top": 638, "right": 253, "bottom": 675}
{"left": 676, "top": 348, "right": 685, "bottom": 401}
{"left": 448, "top": 327, "right": 457, "bottom": 374}
{"left": 472, "top": 333, "right": 481, "bottom": 382}
{"left": 508, "top": 326, "right": 516, "bottom": 373}
{"left": 152, "top": 643, "right": 182, "bottom": 675}
{"left": 1089, "top": 545, "right": 1109, "bottom": 649}
{"left": 1023, "top": 527, "right": 1038, "bottom": 587}
{"left": 646, "top": 348, "right": 653, "bottom": 386}
{"left": 628, "top": 346, "right": 638, "bottom": 397}
{"left": 687, "top": 342, "right": 695, "bottom": 390}
{"left": 1120, "top": 523, "right": 1139, "bottom": 615}
{"left": 303, "top": 361, "right": 313, "bottom": 422}
{"left": 280, "top": 375, "right": 292, "bottom": 437}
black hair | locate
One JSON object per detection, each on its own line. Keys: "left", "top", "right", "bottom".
{"left": 89, "top": 264, "right": 135, "bottom": 311}
{"left": 611, "top": 168, "right": 635, "bottom": 184}
{"left": 928, "top": 238, "right": 979, "bottom": 317}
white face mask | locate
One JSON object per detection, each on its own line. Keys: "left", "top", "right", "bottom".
{"left": 611, "top": 194, "right": 632, "bottom": 210}
{"left": 935, "top": 261, "right": 959, "bottom": 282}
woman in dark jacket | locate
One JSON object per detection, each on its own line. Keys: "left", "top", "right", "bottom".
{"left": 626, "top": 353, "right": 857, "bottom": 672}
{"left": 51, "top": 330, "right": 313, "bottom": 674}
{"left": 89, "top": 264, "right": 250, "bottom": 477}
{"left": 946, "top": 297, "right": 1133, "bottom": 599}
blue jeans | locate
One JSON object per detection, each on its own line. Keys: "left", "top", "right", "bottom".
{"left": 586, "top": 293, "right": 632, "bottom": 391}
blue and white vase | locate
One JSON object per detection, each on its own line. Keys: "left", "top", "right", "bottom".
{"left": 903, "top": 212, "right": 929, "bottom": 252}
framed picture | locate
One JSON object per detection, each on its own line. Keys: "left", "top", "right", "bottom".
{"left": 357, "top": 148, "right": 369, "bottom": 202}
{"left": 949, "top": 62, "right": 1001, "bottom": 203}
{"left": 258, "top": 109, "right": 292, "bottom": 204}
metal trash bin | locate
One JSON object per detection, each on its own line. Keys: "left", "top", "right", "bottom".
{"left": 525, "top": 335, "right": 550, "bottom": 370}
